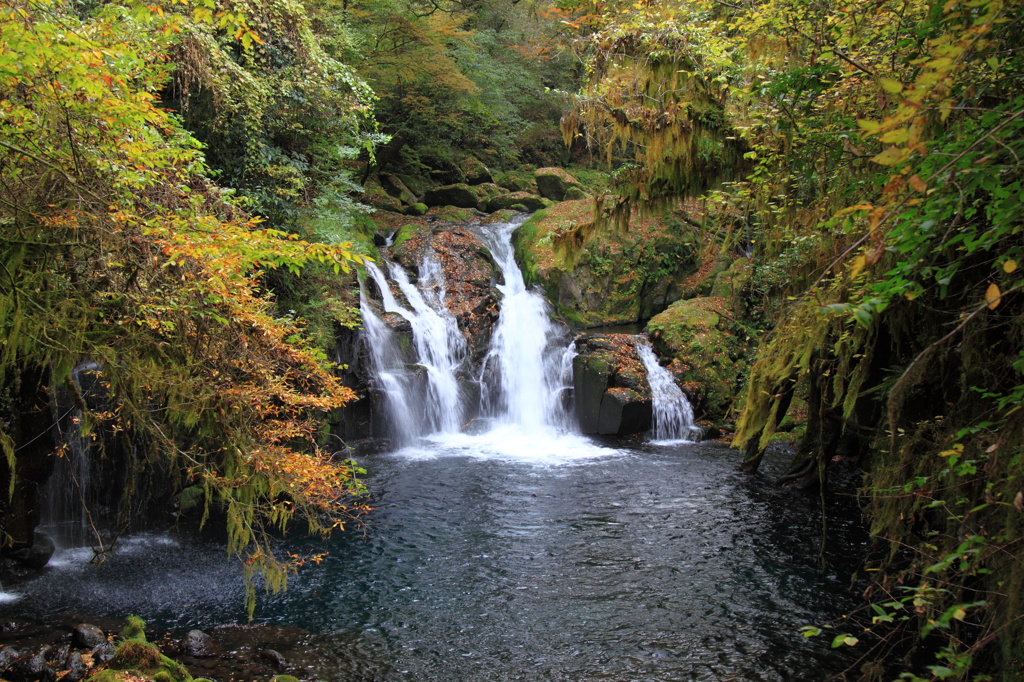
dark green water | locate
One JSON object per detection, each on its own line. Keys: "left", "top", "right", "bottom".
{"left": 6, "top": 438, "right": 866, "bottom": 681}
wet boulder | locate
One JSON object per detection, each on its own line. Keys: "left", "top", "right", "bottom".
{"left": 430, "top": 229, "right": 501, "bottom": 364}
{"left": 646, "top": 297, "right": 744, "bottom": 423}
{"left": 72, "top": 623, "right": 107, "bottom": 649}
{"left": 572, "top": 333, "right": 652, "bottom": 435}
{"left": 4, "top": 532, "right": 54, "bottom": 572}
{"left": 185, "top": 630, "right": 219, "bottom": 658}
{"left": 8, "top": 645, "right": 52, "bottom": 681}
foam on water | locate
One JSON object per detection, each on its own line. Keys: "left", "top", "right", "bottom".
{"left": 391, "top": 426, "right": 618, "bottom": 465}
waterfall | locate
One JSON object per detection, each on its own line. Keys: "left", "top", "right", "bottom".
{"left": 360, "top": 216, "right": 575, "bottom": 445}
{"left": 635, "top": 340, "right": 700, "bottom": 442}
{"left": 362, "top": 255, "right": 466, "bottom": 441}
{"left": 359, "top": 286, "right": 419, "bottom": 444}
{"left": 476, "top": 219, "right": 574, "bottom": 431}
{"left": 41, "top": 361, "right": 103, "bottom": 547}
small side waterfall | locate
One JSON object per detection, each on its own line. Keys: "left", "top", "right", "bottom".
{"left": 42, "top": 361, "right": 103, "bottom": 547}
{"left": 635, "top": 340, "right": 700, "bottom": 442}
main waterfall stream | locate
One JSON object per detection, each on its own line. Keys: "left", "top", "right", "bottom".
{"left": 2, "top": 217, "right": 866, "bottom": 680}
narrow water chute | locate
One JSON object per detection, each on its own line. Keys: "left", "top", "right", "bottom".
{"left": 635, "top": 339, "right": 699, "bottom": 442}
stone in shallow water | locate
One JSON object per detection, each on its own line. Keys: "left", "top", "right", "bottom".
{"left": 185, "top": 630, "right": 219, "bottom": 658}
{"left": 572, "top": 333, "right": 653, "bottom": 436}
{"left": 72, "top": 623, "right": 106, "bottom": 649}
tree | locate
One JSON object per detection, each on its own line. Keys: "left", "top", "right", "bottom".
{"left": 0, "top": 0, "right": 370, "bottom": 612}
{"left": 563, "top": 0, "right": 1024, "bottom": 675}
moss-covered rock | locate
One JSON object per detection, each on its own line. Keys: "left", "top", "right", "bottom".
{"left": 459, "top": 156, "right": 493, "bottom": 185}
{"left": 482, "top": 209, "right": 519, "bottom": 224}
{"left": 422, "top": 183, "right": 480, "bottom": 208}
{"left": 361, "top": 183, "right": 405, "bottom": 213}
{"left": 87, "top": 617, "right": 195, "bottom": 682}
{"left": 513, "top": 200, "right": 700, "bottom": 328}
{"left": 484, "top": 191, "right": 549, "bottom": 213}
{"left": 709, "top": 257, "right": 753, "bottom": 316}
{"left": 646, "top": 297, "right": 743, "bottom": 423}
{"left": 390, "top": 222, "right": 431, "bottom": 260}
{"left": 425, "top": 205, "right": 479, "bottom": 223}
{"left": 406, "top": 202, "right": 428, "bottom": 216}
{"left": 493, "top": 168, "right": 538, "bottom": 193}
{"left": 563, "top": 186, "right": 589, "bottom": 201}
{"left": 379, "top": 174, "right": 418, "bottom": 205}
{"left": 396, "top": 173, "right": 432, "bottom": 196}
{"left": 534, "top": 167, "right": 583, "bottom": 202}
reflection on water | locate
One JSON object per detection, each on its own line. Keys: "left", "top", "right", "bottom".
{"left": 4, "top": 439, "right": 866, "bottom": 681}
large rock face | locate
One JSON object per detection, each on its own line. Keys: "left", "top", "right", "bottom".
{"left": 387, "top": 220, "right": 501, "bottom": 365}
{"left": 513, "top": 201, "right": 699, "bottom": 327}
{"left": 572, "top": 333, "right": 652, "bottom": 435}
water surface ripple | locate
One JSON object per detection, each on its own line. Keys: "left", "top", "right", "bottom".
{"left": 7, "top": 441, "right": 864, "bottom": 681}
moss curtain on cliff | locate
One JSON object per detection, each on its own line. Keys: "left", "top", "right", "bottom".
{"left": 562, "top": 0, "right": 1023, "bottom": 677}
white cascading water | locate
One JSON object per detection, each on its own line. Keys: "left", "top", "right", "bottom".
{"left": 635, "top": 339, "right": 699, "bottom": 442}
{"left": 359, "top": 284, "right": 419, "bottom": 444}
{"left": 41, "top": 361, "right": 102, "bottom": 547}
{"left": 363, "top": 256, "right": 466, "bottom": 439}
{"left": 361, "top": 217, "right": 600, "bottom": 462}
{"left": 477, "top": 219, "right": 574, "bottom": 431}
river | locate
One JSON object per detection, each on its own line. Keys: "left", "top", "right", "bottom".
{"left": 4, "top": 434, "right": 865, "bottom": 681}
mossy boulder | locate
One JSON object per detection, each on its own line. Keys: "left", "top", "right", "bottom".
{"left": 493, "top": 169, "right": 538, "bottom": 193}
{"left": 572, "top": 333, "right": 652, "bottom": 435}
{"left": 396, "top": 173, "right": 432, "bottom": 196}
{"left": 513, "top": 201, "right": 700, "bottom": 328}
{"left": 379, "top": 174, "right": 418, "bottom": 205}
{"left": 422, "top": 183, "right": 480, "bottom": 208}
{"left": 361, "top": 184, "right": 404, "bottom": 213}
{"left": 87, "top": 617, "right": 194, "bottom": 682}
{"left": 646, "top": 297, "right": 743, "bottom": 423}
{"left": 406, "top": 202, "right": 428, "bottom": 216}
{"left": 425, "top": 205, "right": 479, "bottom": 222}
{"left": 484, "top": 191, "right": 549, "bottom": 213}
{"left": 563, "top": 186, "right": 589, "bottom": 201}
{"left": 482, "top": 209, "right": 520, "bottom": 224}
{"left": 459, "top": 156, "right": 493, "bottom": 185}
{"left": 390, "top": 222, "right": 431, "bottom": 261}
{"left": 534, "top": 167, "right": 583, "bottom": 202}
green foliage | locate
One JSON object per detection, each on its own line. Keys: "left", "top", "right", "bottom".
{"left": 169, "top": 0, "right": 383, "bottom": 228}
{"left": 343, "top": 0, "right": 574, "bottom": 172}
{"left": 567, "top": 0, "right": 1024, "bottom": 675}
{"left": 0, "top": 0, "right": 369, "bottom": 613}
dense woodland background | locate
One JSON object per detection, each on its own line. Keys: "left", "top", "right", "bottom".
{"left": 1, "top": 0, "right": 1022, "bottom": 678}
